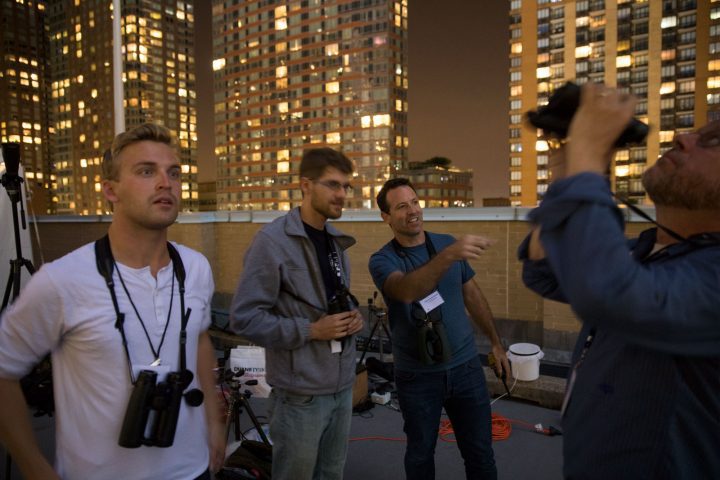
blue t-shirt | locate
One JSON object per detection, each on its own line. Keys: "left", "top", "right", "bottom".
{"left": 368, "top": 231, "right": 478, "bottom": 372}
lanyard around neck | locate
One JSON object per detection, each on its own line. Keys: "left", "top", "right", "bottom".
{"left": 114, "top": 260, "right": 174, "bottom": 365}
{"left": 95, "top": 235, "right": 191, "bottom": 384}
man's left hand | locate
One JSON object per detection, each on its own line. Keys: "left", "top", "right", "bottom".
{"left": 346, "top": 309, "right": 365, "bottom": 336}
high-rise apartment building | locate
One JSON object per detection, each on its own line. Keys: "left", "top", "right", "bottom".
{"left": 397, "top": 161, "right": 474, "bottom": 208}
{"left": 508, "top": 0, "right": 719, "bottom": 207}
{"left": 45, "top": 0, "right": 199, "bottom": 214}
{"left": 0, "top": 1, "right": 53, "bottom": 214}
{"left": 212, "top": 0, "right": 409, "bottom": 211}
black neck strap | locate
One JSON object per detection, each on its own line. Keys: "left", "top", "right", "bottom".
{"left": 95, "top": 235, "right": 192, "bottom": 384}
{"left": 391, "top": 231, "right": 437, "bottom": 272}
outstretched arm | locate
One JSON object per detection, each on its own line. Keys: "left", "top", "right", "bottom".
{"left": 382, "top": 235, "right": 495, "bottom": 303}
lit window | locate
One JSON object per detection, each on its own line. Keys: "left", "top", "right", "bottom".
{"left": 575, "top": 45, "right": 591, "bottom": 58}
{"left": 658, "top": 131, "right": 675, "bottom": 143}
{"left": 511, "top": 43, "right": 522, "bottom": 54}
{"left": 659, "top": 82, "right": 675, "bottom": 95}
{"left": 616, "top": 55, "right": 631, "bottom": 68}
{"left": 325, "top": 81, "right": 339, "bottom": 93}
{"left": 276, "top": 66, "right": 287, "bottom": 78}
{"left": 536, "top": 67, "right": 551, "bottom": 79}
{"left": 661, "top": 16, "right": 677, "bottom": 28}
{"left": 213, "top": 58, "right": 225, "bottom": 71}
{"left": 708, "top": 76, "right": 720, "bottom": 89}
{"left": 277, "top": 161, "right": 290, "bottom": 173}
{"left": 373, "top": 114, "right": 391, "bottom": 127}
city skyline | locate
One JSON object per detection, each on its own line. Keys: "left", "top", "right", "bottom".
{"left": 210, "top": 0, "right": 409, "bottom": 211}
{"left": 508, "top": 0, "right": 719, "bottom": 207}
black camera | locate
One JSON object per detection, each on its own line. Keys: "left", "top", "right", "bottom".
{"left": 411, "top": 303, "right": 451, "bottom": 365}
{"left": 525, "top": 81, "right": 648, "bottom": 148}
{"left": 328, "top": 286, "right": 358, "bottom": 347}
{"left": 327, "top": 286, "right": 358, "bottom": 315}
{"left": 118, "top": 369, "right": 203, "bottom": 448}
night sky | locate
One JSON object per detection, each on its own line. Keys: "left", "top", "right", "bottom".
{"left": 195, "top": 1, "right": 510, "bottom": 204}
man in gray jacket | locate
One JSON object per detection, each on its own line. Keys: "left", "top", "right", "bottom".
{"left": 231, "top": 148, "right": 364, "bottom": 480}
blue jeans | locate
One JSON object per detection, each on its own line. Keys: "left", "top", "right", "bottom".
{"left": 395, "top": 355, "right": 497, "bottom": 480}
{"left": 268, "top": 386, "right": 353, "bottom": 480}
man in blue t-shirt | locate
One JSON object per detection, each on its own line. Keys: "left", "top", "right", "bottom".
{"left": 368, "top": 178, "right": 510, "bottom": 480}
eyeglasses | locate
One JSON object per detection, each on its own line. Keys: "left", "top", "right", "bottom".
{"left": 313, "top": 179, "right": 353, "bottom": 193}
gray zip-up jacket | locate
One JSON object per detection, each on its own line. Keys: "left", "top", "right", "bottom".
{"left": 230, "top": 207, "right": 357, "bottom": 395}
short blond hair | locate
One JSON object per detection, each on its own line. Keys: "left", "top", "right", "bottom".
{"left": 102, "top": 123, "right": 175, "bottom": 180}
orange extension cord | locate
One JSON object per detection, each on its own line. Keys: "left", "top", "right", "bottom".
{"left": 351, "top": 414, "right": 523, "bottom": 444}
{"left": 438, "top": 413, "right": 513, "bottom": 442}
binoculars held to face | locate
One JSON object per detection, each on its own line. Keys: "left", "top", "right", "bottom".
{"left": 525, "top": 81, "right": 649, "bottom": 148}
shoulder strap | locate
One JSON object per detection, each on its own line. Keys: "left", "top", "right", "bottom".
{"left": 95, "top": 235, "right": 123, "bottom": 329}
{"left": 95, "top": 235, "right": 134, "bottom": 382}
{"left": 95, "top": 234, "right": 115, "bottom": 284}
{"left": 167, "top": 242, "right": 186, "bottom": 287}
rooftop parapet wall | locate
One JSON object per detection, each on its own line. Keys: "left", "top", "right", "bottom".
{"left": 30, "top": 207, "right": 651, "bottom": 358}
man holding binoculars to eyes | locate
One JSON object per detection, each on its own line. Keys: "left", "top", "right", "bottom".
{"left": 369, "top": 178, "right": 510, "bottom": 480}
{"left": 0, "top": 124, "right": 224, "bottom": 479}
{"left": 520, "top": 83, "right": 720, "bottom": 479}
{"left": 231, "top": 148, "right": 363, "bottom": 480}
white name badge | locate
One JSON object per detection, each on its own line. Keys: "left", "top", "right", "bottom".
{"left": 330, "top": 340, "right": 342, "bottom": 353}
{"left": 418, "top": 290, "right": 444, "bottom": 314}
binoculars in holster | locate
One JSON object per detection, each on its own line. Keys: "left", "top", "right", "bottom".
{"left": 119, "top": 370, "right": 195, "bottom": 448}
{"left": 412, "top": 303, "right": 451, "bottom": 366}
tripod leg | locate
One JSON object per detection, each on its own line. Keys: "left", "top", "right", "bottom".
{"left": 22, "top": 258, "right": 35, "bottom": 276}
{"left": 239, "top": 395, "right": 270, "bottom": 447}
{"left": 380, "top": 319, "right": 392, "bottom": 346}
{"left": 1, "top": 266, "right": 13, "bottom": 313}
{"left": 233, "top": 398, "right": 242, "bottom": 442}
{"left": 11, "top": 259, "right": 22, "bottom": 303}
{"left": 358, "top": 312, "right": 383, "bottom": 364}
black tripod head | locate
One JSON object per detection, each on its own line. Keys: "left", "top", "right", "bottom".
{"left": 1, "top": 143, "right": 24, "bottom": 204}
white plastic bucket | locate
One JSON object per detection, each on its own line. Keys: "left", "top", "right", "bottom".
{"left": 507, "top": 343, "right": 544, "bottom": 381}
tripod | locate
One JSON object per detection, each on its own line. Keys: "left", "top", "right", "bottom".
{"left": 217, "top": 360, "right": 272, "bottom": 480}
{"left": 222, "top": 367, "right": 271, "bottom": 446}
{"left": 2, "top": 143, "right": 36, "bottom": 480}
{"left": 358, "top": 292, "right": 392, "bottom": 365}
{"left": 1, "top": 143, "right": 35, "bottom": 314}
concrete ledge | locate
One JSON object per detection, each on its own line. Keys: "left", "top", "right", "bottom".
{"left": 484, "top": 367, "right": 565, "bottom": 410}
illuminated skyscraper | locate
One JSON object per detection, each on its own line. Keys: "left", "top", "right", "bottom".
{"left": 212, "top": 0, "right": 409, "bottom": 210}
{"left": 46, "top": 0, "right": 198, "bottom": 214}
{"left": 0, "top": 1, "right": 53, "bottom": 214}
{"left": 397, "top": 161, "right": 474, "bottom": 208}
{"left": 508, "top": 0, "right": 718, "bottom": 207}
